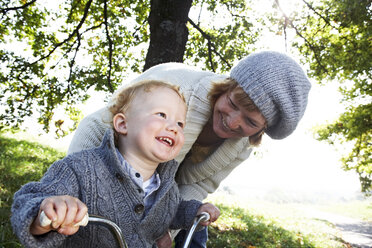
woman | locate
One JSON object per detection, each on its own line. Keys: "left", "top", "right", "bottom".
{"left": 68, "top": 51, "right": 311, "bottom": 247}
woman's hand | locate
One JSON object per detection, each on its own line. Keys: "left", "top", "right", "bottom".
{"left": 196, "top": 202, "right": 220, "bottom": 226}
{"left": 30, "top": 195, "right": 88, "bottom": 236}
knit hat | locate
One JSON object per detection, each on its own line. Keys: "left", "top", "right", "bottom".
{"left": 230, "top": 51, "right": 311, "bottom": 139}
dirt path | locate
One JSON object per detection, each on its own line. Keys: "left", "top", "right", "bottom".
{"left": 304, "top": 208, "right": 372, "bottom": 248}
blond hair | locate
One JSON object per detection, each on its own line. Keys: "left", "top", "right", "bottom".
{"left": 109, "top": 80, "right": 185, "bottom": 145}
{"left": 110, "top": 80, "right": 185, "bottom": 115}
{"left": 208, "top": 78, "right": 266, "bottom": 146}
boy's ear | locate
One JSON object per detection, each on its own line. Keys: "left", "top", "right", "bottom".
{"left": 113, "top": 113, "right": 128, "bottom": 135}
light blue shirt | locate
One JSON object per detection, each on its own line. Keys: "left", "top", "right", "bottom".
{"left": 116, "top": 149, "right": 161, "bottom": 212}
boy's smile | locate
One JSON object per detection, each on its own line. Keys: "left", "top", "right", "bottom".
{"left": 156, "top": 136, "right": 174, "bottom": 146}
{"left": 116, "top": 86, "right": 187, "bottom": 168}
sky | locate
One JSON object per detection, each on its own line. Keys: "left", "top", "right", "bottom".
{"left": 19, "top": 0, "right": 362, "bottom": 201}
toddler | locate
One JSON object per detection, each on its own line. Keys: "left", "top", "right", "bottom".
{"left": 11, "top": 80, "right": 220, "bottom": 248}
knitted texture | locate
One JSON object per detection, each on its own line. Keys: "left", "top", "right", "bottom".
{"left": 230, "top": 51, "right": 311, "bottom": 139}
{"left": 11, "top": 129, "right": 202, "bottom": 248}
{"left": 67, "top": 63, "right": 253, "bottom": 202}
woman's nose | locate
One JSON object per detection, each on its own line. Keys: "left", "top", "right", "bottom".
{"left": 228, "top": 112, "right": 242, "bottom": 130}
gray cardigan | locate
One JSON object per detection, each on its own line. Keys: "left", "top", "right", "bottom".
{"left": 11, "top": 129, "right": 202, "bottom": 248}
{"left": 67, "top": 63, "right": 252, "bottom": 202}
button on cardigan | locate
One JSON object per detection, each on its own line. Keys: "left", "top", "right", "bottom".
{"left": 11, "top": 129, "right": 202, "bottom": 248}
{"left": 67, "top": 63, "right": 253, "bottom": 203}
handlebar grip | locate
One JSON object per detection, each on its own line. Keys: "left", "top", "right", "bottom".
{"left": 198, "top": 212, "right": 210, "bottom": 222}
{"left": 39, "top": 211, "right": 89, "bottom": 227}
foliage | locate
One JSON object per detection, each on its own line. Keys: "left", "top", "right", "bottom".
{"left": 0, "top": 0, "right": 151, "bottom": 135}
{"left": 316, "top": 103, "right": 372, "bottom": 192}
{"left": 0, "top": 131, "right": 65, "bottom": 247}
{"left": 185, "top": 0, "right": 261, "bottom": 72}
{"left": 273, "top": 0, "right": 372, "bottom": 192}
{"left": 0, "top": 0, "right": 371, "bottom": 191}
{"left": 0, "top": 0, "right": 259, "bottom": 136}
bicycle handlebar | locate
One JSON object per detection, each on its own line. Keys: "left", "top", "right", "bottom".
{"left": 40, "top": 210, "right": 210, "bottom": 248}
{"left": 39, "top": 211, "right": 128, "bottom": 248}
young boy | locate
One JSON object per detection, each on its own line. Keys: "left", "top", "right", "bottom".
{"left": 11, "top": 80, "right": 220, "bottom": 248}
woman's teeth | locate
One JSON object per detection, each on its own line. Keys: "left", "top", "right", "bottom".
{"left": 222, "top": 117, "right": 230, "bottom": 131}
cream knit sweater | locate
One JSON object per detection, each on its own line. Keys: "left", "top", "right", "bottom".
{"left": 68, "top": 63, "right": 253, "bottom": 202}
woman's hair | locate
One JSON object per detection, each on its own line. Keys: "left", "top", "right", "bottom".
{"left": 208, "top": 78, "right": 266, "bottom": 146}
{"left": 109, "top": 80, "right": 185, "bottom": 145}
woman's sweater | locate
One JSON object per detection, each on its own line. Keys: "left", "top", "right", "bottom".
{"left": 67, "top": 63, "right": 253, "bottom": 202}
{"left": 11, "top": 129, "right": 202, "bottom": 248}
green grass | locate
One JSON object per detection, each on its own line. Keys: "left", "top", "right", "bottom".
{"left": 316, "top": 200, "right": 372, "bottom": 222}
{"left": 206, "top": 194, "right": 352, "bottom": 248}
{"left": 0, "top": 131, "right": 367, "bottom": 248}
{"left": 0, "top": 131, "right": 65, "bottom": 248}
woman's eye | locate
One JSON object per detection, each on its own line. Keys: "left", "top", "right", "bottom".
{"left": 157, "top": 112, "right": 166, "bottom": 118}
{"left": 229, "top": 97, "right": 238, "bottom": 110}
{"left": 245, "top": 118, "right": 257, "bottom": 128}
{"left": 177, "top": 122, "right": 184, "bottom": 128}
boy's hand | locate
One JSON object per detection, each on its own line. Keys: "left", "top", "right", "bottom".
{"left": 30, "top": 195, "right": 88, "bottom": 236}
{"left": 196, "top": 203, "right": 220, "bottom": 226}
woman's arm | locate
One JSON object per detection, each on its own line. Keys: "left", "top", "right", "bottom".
{"left": 68, "top": 107, "right": 112, "bottom": 154}
{"left": 177, "top": 140, "right": 253, "bottom": 201}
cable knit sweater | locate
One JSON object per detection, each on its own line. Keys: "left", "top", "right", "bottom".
{"left": 68, "top": 63, "right": 253, "bottom": 202}
{"left": 11, "top": 129, "right": 202, "bottom": 248}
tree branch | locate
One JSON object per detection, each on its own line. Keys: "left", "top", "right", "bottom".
{"left": 45, "top": 23, "right": 104, "bottom": 85}
{"left": 30, "top": 0, "right": 93, "bottom": 65}
{"left": 187, "top": 18, "right": 232, "bottom": 71}
{"left": 0, "top": 0, "right": 37, "bottom": 15}
{"left": 66, "top": 31, "right": 82, "bottom": 96}
{"left": 274, "top": 0, "right": 328, "bottom": 74}
{"left": 103, "top": 0, "right": 114, "bottom": 93}
{"left": 301, "top": 0, "right": 337, "bottom": 29}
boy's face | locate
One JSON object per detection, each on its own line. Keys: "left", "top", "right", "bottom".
{"left": 117, "top": 87, "right": 186, "bottom": 164}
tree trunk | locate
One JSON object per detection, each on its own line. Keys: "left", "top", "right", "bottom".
{"left": 144, "top": 0, "right": 193, "bottom": 71}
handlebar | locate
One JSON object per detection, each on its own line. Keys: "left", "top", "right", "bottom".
{"left": 40, "top": 211, "right": 210, "bottom": 248}
{"left": 40, "top": 211, "right": 128, "bottom": 248}
{"left": 182, "top": 212, "right": 210, "bottom": 248}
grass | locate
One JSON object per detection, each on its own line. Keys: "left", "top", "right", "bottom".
{"left": 0, "top": 131, "right": 369, "bottom": 247}
{"left": 0, "top": 131, "right": 65, "bottom": 248}
{"left": 316, "top": 200, "right": 372, "bottom": 222}
{"left": 206, "top": 194, "right": 352, "bottom": 248}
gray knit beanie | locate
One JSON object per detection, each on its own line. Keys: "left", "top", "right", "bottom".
{"left": 230, "top": 51, "right": 311, "bottom": 139}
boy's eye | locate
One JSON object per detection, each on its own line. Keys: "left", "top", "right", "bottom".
{"left": 177, "top": 122, "right": 184, "bottom": 128}
{"left": 157, "top": 112, "right": 166, "bottom": 118}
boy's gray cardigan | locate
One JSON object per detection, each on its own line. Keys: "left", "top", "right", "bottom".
{"left": 11, "top": 129, "right": 202, "bottom": 248}
{"left": 68, "top": 63, "right": 253, "bottom": 202}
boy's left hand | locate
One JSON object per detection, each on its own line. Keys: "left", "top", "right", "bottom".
{"left": 196, "top": 203, "right": 220, "bottom": 226}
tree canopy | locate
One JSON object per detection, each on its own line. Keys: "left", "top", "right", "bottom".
{"left": 0, "top": 0, "right": 371, "bottom": 192}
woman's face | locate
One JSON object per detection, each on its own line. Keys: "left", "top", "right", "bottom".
{"left": 212, "top": 90, "right": 266, "bottom": 139}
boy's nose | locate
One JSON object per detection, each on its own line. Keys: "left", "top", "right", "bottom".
{"left": 166, "top": 121, "right": 178, "bottom": 133}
